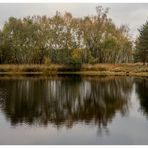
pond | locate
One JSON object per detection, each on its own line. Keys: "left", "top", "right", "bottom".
{"left": 0, "top": 76, "right": 148, "bottom": 145}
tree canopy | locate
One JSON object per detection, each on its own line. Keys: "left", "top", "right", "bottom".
{"left": 0, "top": 6, "right": 133, "bottom": 65}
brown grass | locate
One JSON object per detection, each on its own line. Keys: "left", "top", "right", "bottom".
{"left": 0, "top": 63, "right": 147, "bottom": 76}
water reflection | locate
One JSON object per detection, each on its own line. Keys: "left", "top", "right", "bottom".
{"left": 0, "top": 77, "right": 133, "bottom": 129}
{"left": 135, "top": 78, "right": 148, "bottom": 117}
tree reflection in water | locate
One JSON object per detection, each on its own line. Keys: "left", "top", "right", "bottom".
{"left": 0, "top": 76, "right": 133, "bottom": 129}
{"left": 135, "top": 78, "right": 148, "bottom": 117}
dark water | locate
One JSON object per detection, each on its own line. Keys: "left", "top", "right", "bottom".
{"left": 0, "top": 76, "right": 148, "bottom": 145}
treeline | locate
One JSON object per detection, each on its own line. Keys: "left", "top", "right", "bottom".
{"left": 0, "top": 6, "right": 133, "bottom": 64}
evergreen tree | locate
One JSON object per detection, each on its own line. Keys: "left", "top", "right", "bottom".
{"left": 136, "top": 21, "right": 148, "bottom": 65}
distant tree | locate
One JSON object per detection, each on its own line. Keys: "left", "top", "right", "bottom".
{"left": 136, "top": 21, "right": 148, "bottom": 65}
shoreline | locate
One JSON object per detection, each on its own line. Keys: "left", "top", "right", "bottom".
{"left": 0, "top": 63, "right": 147, "bottom": 77}
{"left": 0, "top": 71, "right": 147, "bottom": 77}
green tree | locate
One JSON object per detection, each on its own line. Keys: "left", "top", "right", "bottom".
{"left": 136, "top": 21, "right": 148, "bottom": 65}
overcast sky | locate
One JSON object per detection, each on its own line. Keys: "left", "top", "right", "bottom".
{"left": 0, "top": 3, "right": 148, "bottom": 39}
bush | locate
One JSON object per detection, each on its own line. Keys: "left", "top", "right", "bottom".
{"left": 70, "top": 48, "right": 83, "bottom": 64}
{"left": 44, "top": 57, "right": 51, "bottom": 65}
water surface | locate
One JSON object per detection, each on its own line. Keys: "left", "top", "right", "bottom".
{"left": 0, "top": 76, "right": 148, "bottom": 145}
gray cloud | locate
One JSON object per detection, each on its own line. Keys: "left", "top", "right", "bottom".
{"left": 0, "top": 3, "right": 148, "bottom": 39}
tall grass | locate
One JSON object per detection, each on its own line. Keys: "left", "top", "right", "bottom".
{"left": 0, "top": 63, "right": 147, "bottom": 76}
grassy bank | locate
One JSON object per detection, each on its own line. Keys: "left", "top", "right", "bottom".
{"left": 0, "top": 63, "right": 147, "bottom": 77}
